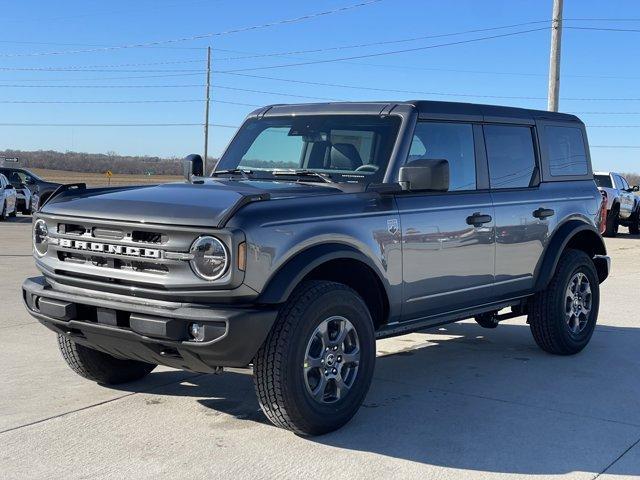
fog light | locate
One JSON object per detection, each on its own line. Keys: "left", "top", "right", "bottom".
{"left": 189, "top": 323, "right": 206, "bottom": 342}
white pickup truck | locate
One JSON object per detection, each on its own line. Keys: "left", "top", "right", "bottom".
{"left": 594, "top": 171, "right": 640, "bottom": 236}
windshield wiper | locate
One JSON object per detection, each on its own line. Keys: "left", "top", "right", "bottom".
{"left": 272, "top": 169, "right": 335, "bottom": 184}
{"left": 211, "top": 168, "right": 253, "bottom": 179}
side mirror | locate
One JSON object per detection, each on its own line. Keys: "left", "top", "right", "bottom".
{"left": 633, "top": 185, "right": 639, "bottom": 192}
{"left": 182, "top": 154, "right": 204, "bottom": 182}
{"left": 398, "top": 159, "right": 449, "bottom": 192}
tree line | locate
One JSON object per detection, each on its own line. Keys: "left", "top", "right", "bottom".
{"left": 0, "top": 149, "right": 218, "bottom": 176}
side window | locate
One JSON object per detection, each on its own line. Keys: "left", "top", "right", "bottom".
{"left": 621, "top": 176, "right": 630, "bottom": 190}
{"left": 484, "top": 125, "right": 536, "bottom": 189}
{"left": 545, "top": 126, "right": 588, "bottom": 176}
{"left": 407, "top": 122, "right": 476, "bottom": 191}
{"left": 614, "top": 175, "right": 625, "bottom": 190}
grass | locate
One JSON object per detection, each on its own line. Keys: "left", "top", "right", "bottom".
{"left": 31, "top": 168, "right": 181, "bottom": 187}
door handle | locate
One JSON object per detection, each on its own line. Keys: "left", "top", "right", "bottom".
{"left": 466, "top": 212, "right": 492, "bottom": 226}
{"left": 533, "top": 207, "right": 555, "bottom": 219}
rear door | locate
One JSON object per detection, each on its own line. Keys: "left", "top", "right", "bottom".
{"left": 485, "top": 124, "right": 549, "bottom": 297}
{"left": 396, "top": 121, "right": 495, "bottom": 320}
{"left": 616, "top": 174, "right": 634, "bottom": 219}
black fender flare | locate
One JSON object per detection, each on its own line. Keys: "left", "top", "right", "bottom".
{"left": 257, "top": 243, "right": 390, "bottom": 305}
{"left": 534, "top": 219, "right": 608, "bottom": 291}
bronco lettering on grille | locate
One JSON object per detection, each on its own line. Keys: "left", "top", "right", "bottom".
{"left": 58, "top": 238, "right": 161, "bottom": 259}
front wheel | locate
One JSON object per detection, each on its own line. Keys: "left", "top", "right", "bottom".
{"left": 57, "top": 334, "right": 156, "bottom": 384}
{"left": 604, "top": 206, "right": 619, "bottom": 237}
{"left": 253, "top": 281, "right": 376, "bottom": 436}
{"left": 528, "top": 249, "right": 599, "bottom": 355}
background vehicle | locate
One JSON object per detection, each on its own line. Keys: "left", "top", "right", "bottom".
{"left": 0, "top": 167, "right": 61, "bottom": 211}
{"left": 3, "top": 171, "right": 33, "bottom": 215}
{"left": 23, "top": 101, "right": 609, "bottom": 436}
{"left": 594, "top": 171, "right": 640, "bottom": 236}
{"left": 0, "top": 174, "right": 17, "bottom": 220}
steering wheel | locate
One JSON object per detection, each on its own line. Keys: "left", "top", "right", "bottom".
{"left": 355, "top": 165, "right": 379, "bottom": 173}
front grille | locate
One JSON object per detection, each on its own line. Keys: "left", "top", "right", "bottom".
{"left": 39, "top": 214, "right": 216, "bottom": 290}
{"left": 132, "top": 230, "right": 164, "bottom": 244}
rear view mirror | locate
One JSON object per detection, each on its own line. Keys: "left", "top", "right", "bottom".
{"left": 182, "top": 154, "right": 204, "bottom": 182}
{"left": 399, "top": 159, "right": 449, "bottom": 192}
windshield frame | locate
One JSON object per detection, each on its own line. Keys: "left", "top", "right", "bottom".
{"left": 215, "top": 112, "right": 408, "bottom": 185}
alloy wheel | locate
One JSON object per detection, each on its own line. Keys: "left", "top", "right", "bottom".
{"left": 564, "top": 272, "right": 593, "bottom": 334}
{"left": 303, "top": 315, "right": 360, "bottom": 404}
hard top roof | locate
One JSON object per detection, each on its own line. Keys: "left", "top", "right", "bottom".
{"left": 250, "top": 100, "right": 581, "bottom": 124}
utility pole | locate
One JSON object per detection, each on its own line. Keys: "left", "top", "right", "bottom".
{"left": 203, "top": 46, "right": 211, "bottom": 174}
{"left": 547, "top": 0, "right": 563, "bottom": 112}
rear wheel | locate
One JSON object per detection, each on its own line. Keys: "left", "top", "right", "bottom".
{"left": 604, "top": 206, "right": 619, "bottom": 237}
{"left": 528, "top": 249, "right": 599, "bottom": 355}
{"left": 57, "top": 334, "right": 156, "bottom": 384}
{"left": 253, "top": 281, "right": 376, "bottom": 436}
{"left": 630, "top": 212, "right": 640, "bottom": 235}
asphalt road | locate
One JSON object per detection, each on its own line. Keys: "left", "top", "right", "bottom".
{"left": 1, "top": 216, "right": 639, "bottom": 479}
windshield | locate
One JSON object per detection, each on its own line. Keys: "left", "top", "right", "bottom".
{"left": 594, "top": 174, "right": 613, "bottom": 188}
{"left": 216, "top": 115, "right": 401, "bottom": 183}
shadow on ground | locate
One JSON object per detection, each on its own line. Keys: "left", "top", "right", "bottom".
{"left": 107, "top": 321, "right": 640, "bottom": 476}
{"left": 4, "top": 215, "right": 32, "bottom": 224}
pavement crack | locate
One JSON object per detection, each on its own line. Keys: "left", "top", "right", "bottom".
{"left": 594, "top": 435, "right": 640, "bottom": 478}
{"left": 0, "top": 372, "right": 206, "bottom": 435}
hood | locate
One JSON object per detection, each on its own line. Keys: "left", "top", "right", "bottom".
{"left": 41, "top": 179, "right": 339, "bottom": 227}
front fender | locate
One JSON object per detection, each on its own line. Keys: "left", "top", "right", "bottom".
{"left": 257, "top": 243, "right": 391, "bottom": 305}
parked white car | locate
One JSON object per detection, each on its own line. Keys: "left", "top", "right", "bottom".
{"left": 0, "top": 174, "right": 17, "bottom": 220}
{"left": 594, "top": 171, "right": 640, "bottom": 236}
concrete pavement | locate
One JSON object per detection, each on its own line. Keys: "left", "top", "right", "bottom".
{"left": 1, "top": 217, "right": 639, "bottom": 479}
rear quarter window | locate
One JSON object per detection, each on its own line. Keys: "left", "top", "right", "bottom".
{"left": 594, "top": 174, "right": 613, "bottom": 188}
{"left": 545, "top": 126, "right": 588, "bottom": 176}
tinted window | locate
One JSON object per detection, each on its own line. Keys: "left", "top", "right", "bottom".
{"left": 594, "top": 174, "right": 613, "bottom": 188}
{"left": 484, "top": 125, "right": 536, "bottom": 189}
{"left": 408, "top": 122, "right": 476, "bottom": 191}
{"left": 545, "top": 126, "right": 588, "bottom": 176}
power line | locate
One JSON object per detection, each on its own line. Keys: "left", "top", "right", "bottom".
{"left": 0, "top": 0, "right": 384, "bottom": 58}
{"left": 214, "top": 20, "right": 550, "bottom": 60}
{"left": 0, "top": 122, "right": 235, "bottom": 127}
{"left": 0, "top": 99, "right": 260, "bottom": 106}
{"left": 591, "top": 145, "right": 640, "bottom": 149}
{"left": 566, "top": 26, "right": 640, "bottom": 33}
{"left": 4, "top": 80, "right": 640, "bottom": 102}
{"left": 218, "top": 27, "right": 550, "bottom": 73}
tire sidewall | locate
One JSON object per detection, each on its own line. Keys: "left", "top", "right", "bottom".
{"left": 552, "top": 254, "right": 600, "bottom": 350}
{"left": 283, "top": 287, "right": 375, "bottom": 433}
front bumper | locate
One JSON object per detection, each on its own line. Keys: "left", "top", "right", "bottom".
{"left": 22, "top": 276, "right": 278, "bottom": 371}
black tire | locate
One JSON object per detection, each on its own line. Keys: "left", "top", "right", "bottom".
{"left": 57, "top": 334, "right": 156, "bottom": 384}
{"left": 629, "top": 212, "right": 640, "bottom": 235}
{"left": 253, "top": 280, "right": 376, "bottom": 436}
{"left": 0, "top": 203, "right": 5, "bottom": 221}
{"left": 474, "top": 311, "right": 499, "bottom": 329}
{"left": 604, "top": 206, "right": 619, "bottom": 237}
{"left": 528, "top": 249, "right": 599, "bottom": 355}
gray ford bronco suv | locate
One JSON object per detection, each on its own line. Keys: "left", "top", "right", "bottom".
{"left": 23, "top": 101, "right": 610, "bottom": 435}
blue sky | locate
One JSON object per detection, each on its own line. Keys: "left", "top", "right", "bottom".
{"left": 0, "top": 0, "right": 639, "bottom": 171}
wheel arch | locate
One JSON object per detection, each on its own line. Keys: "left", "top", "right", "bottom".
{"left": 534, "top": 219, "right": 608, "bottom": 290}
{"left": 257, "top": 243, "right": 391, "bottom": 330}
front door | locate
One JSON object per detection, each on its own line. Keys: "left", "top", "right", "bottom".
{"left": 397, "top": 121, "right": 495, "bottom": 320}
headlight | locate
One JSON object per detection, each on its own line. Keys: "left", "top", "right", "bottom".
{"left": 189, "top": 236, "right": 229, "bottom": 281}
{"left": 33, "top": 219, "right": 49, "bottom": 257}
